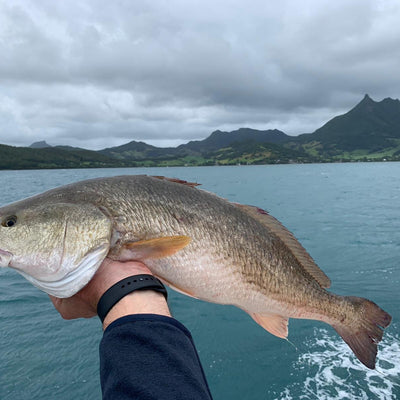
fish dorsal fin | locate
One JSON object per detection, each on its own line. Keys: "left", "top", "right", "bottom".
{"left": 151, "top": 176, "right": 200, "bottom": 188}
{"left": 236, "top": 204, "right": 331, "bottom": 288}
{"left": 119, "top": 236, "right": 191, "bottom": 260}
{"left": 250, "top": 312, "right": 289, "bottom": 339}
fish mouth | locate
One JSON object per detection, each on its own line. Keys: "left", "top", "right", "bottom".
{"left": 0, "top": 249, "right": 13, "bottom": 267}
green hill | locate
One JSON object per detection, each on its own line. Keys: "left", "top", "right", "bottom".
{"left": 99, "top": 141, "right": 181, "bottom": 161}
{"left": 294, "top": 94, "right": 400, "bottom": 159}
{"left": 181, "top": 128, "right": 290, "bottom": 152}
{"left": 99, "top": 128, "right": 290, "bottom": 160}
{"left": 0, "top": 144, "right": 122, "bottom": 170}
{"left": 209, "top": 140, "right": 314, "bottom": 165}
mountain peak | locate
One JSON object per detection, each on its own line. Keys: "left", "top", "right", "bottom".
{"left": 382, "top": 96, "right": 400, "bottom": 104}
{"left": 354, "top": 94, "right": 400, "bottom": 112}
{"left": 29, "top": 140, "right": 52, "bottom": 148}
{"left": 360, "top": 94, "right": 375, "bottom": 104}
{"left": 351, "top": 94, "right": 377, "bottom": 113}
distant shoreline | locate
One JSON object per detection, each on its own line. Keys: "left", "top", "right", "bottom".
{"left": 1, "top": 158, "right": 398, "bottom": 173}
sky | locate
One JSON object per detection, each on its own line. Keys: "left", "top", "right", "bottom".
{"left": 1, "top": 0, "right": 400, "bottom": 150}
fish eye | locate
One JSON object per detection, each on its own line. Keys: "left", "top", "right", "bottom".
{"left": 2, "top": 216, "right": 17, "bottom": 227}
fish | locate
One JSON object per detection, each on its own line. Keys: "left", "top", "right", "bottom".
{"left": 0, "top": 175, "right": 391, "bottom": 369}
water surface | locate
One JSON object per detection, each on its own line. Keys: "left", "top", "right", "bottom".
{"left": 0, "top": 163, "right": 399, "bottom": 399}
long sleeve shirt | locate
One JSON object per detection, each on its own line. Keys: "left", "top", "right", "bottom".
{"left": 99, "top": 314, "right": 213, "bottom": 400}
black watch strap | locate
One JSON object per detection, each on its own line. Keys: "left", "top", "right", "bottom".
{"left": 97, "top": 274, "right": 168, "bottom": 323}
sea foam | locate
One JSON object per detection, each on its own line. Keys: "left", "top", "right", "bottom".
{"left": 277, "top": 327, "right": 400, "bottom": 400}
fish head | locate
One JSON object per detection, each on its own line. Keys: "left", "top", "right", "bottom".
{"left": 0, "top": 200, "right": 113, "bottom": 298}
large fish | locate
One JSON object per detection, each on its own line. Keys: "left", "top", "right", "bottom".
{"left": 0, "top": 175, "right": 391, "bottom": 368}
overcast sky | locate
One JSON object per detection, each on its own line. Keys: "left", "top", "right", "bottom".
{"left": 1, "top": 0, "right": 399, "bottom": 150}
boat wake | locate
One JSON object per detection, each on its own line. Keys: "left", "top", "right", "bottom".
{"left": 277, "top": 327, "right": 400, "bottom": 400}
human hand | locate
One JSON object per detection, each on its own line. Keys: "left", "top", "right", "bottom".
{"left": 49, "top": 258, "right": 170, "bottom": 329}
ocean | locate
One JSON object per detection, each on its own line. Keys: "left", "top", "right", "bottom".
{"left": 0, "top": 163, "right": 399, "bottom": 400}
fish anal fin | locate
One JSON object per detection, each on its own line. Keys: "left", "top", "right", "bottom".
{"left": 151, "top": 176, "right": 200, "bottom": 188}
{"left": 120, "top": 236, "right": 191, "bottom": 260}
{"left": 250, "top": 312, "right": 289, "bottom": 339}
{"left": 236, "top": 204, "right": 331, "bottom": 288}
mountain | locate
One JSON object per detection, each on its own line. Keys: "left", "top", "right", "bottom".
{"left": 99, "top": 96, "right": 400, "bottom": 164}
{"left": 99, "top": 141, "right": 180, "bottom": 160}
{"left": 0, "top": 144, "right": 122, "bottom": 170}
{"left": 29, "top": 140, "right": 52, "bottom": 148}
{"left": 295, "top": 94, "right": 400, "bottom": 157}
{"left": 211, "top": 139, "right": 313, "bottom": 165}
{"left": 2, "top": 94, "right": 400, "bottom": 169}
{"left": 181, "top": 128, "right": 290, "bottom": 152}
{"left": 99, "top": 128, "right": 292, "bottom": 161}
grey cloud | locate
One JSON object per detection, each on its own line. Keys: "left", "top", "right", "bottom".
{"left": 0, "top": 0, "right": 400, "bottom": 149}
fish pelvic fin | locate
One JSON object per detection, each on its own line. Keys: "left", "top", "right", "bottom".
{"left": 250, "top": 312, "right": 289, "bottom": 339}
{"left": 121, "top": 235, "right": 191, "bottom": 260}
{"left": 332, "top": 296, "right": 392, "bottom": 369}
{"left": 235, "top": 204, "right": 331, "bottom": 288}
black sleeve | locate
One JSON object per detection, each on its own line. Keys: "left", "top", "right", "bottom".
{"left": 99, "top": 314, "right": 213, "bottom": 400}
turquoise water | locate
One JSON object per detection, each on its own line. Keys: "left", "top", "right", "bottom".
{"left": 0, "top": 163, "right": 399, "bottom": 399}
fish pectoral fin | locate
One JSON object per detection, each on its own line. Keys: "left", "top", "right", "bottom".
{"left": 121, "top": 236, "right": 191, "bottom": 260}
{"left": 250, "top": 312, "right": 289, "bottom": 339}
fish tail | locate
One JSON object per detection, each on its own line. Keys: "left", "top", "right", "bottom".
{"left": 332, "top": 296, "right": 392, "bottom": 369}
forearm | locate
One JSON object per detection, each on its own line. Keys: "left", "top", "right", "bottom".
{"left": 51, "top": 260, "right": 213, "bottom": 399}
{"left": 100, "top": 314, "right": 213, "bottom": 400}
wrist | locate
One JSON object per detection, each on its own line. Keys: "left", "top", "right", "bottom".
{"left": 102, "top": 290, "right": 171, "bottom": 330}
{"left": 96, "top": 273, "right": 170, "bottom": 329}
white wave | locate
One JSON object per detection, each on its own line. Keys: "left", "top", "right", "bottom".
{"left": 277, "top": 328, "right": 400, "bottom": 400}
